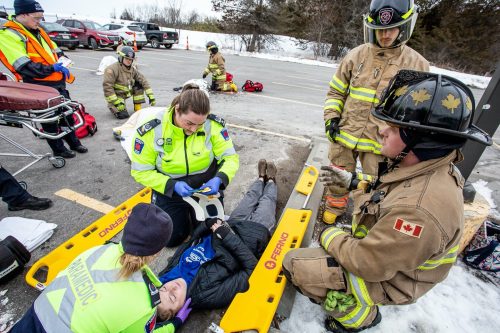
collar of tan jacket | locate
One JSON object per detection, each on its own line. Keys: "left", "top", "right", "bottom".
{"left": 380, "top": 150, "right": 464, "bottom": 185}
{"left": 367, "top": 42, "right": 404, "bottom": 57}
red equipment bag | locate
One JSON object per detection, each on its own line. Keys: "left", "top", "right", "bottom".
{"left": 226, "top": 72, "right": 234, "bottom": 82}
{"left": 241, "top": 80, "right": 263, "bottom": 92}
{"left": 72, "top": 103, "right": 97, "bottom": 139}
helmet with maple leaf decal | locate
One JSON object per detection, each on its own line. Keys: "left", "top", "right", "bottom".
{"left": 373, "top": 70, "right": 492, "bottom": 146}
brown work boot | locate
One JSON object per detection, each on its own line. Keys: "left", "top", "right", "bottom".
{"left": 258, "top": 159, "right": 267, "bottom": 179}
{"left": 266, "top": 162, "right": 277, "bottom": 182}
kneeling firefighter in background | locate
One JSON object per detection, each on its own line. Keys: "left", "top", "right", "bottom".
{"left": 202, "top": 41, "right": 231, "bottom": 92}
{"left": 103, "top": 46, "right": 156, "bottom": 119}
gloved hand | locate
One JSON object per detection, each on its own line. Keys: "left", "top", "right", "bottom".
{"left": 147, "top": 94, "right": 156, "bottom": 106}
{"left": 202, "top": 73, "right": 208, "bottom": 79}
{"left": 324, "top": 290, "right": 355, "bottom": 312}
{"left": 320, "top": 165, "right": 353, "bottom": 189}
{"left": 202, "top": 177, "right": 222, "bottom": 195}
{"left": 113, "top": 99, "right": 126, "bottom": 112}
{"left": 325, "top": 118, "right": 340, "bottom": 142}
{"left": 53, "top": 63, "right": 70, "bottom": 80}
{"left": 175, "top": 298, "right": 192, "bottom": 323}
{"left": 174, "top": 181, "right": 194, "bottom": 197}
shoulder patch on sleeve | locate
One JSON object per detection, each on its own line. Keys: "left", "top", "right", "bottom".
{"left": 393, "top": 218, "right": 424, "bottom": 238}
{"left": 208, "top": 114, "right": 226, "bottom": 127}
{"left": 220, "top": 128, "right": 230, "bottom": 141}
{"left": 134, "top": 138, "right": 144, "bottom": 154}
{"left": 137, "top": 118, "right": 161, "bottom": 136}
{"left": 144, "top": 309, "right": 157, "bottom": 333}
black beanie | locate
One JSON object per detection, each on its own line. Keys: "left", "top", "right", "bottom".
{"left": 122, "top": 203, "right": 173, "bottom": 256}
{"left": 14, "top": 0, "right": 44, "bottom": 15}
{"left": 399, "top": 128, "right": 465, "bottom": 161}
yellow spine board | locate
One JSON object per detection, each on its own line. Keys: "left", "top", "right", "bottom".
{"left": 25, "top": 188, "right": 152, "bottom": 290}
{"left": 295, "top": 165, "right": 319, "bottom": 196}
{"left": 219, "top": 208, "right": 312, "bottom": 333}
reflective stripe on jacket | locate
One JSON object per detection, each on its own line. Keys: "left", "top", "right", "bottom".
{"left": 322, "top": 151, "right": 464, "bottom": 306}
{"left": 0, "top": 20, "right": 74, "bottom": 83}
{"left": 204, "top": 52, "right": 226, "bottom": 81}
{"left": 33, "top": 243, "right": 174, "bottom": 333}
{"left": 324, "top": 43, "right": 429, "bottom": 154}
{"left": 103, "top": 61, "right": 151, "bottom": 103}
{"left": 130, "top": 107, "right": 239, "bottom": 194}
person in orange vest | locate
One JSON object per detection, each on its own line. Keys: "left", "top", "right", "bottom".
{"left": 0, "top": 0, "right": 87, "bottom": 159}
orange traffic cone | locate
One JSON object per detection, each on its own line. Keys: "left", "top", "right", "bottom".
{"left": 186, "top": 36, "right": 189, "bottom": 50}
{"left": 133, "top": 32, "right": 138, "bottom": 52}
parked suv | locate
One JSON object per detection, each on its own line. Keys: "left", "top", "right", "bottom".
{"left": 133, "top": 22, "right": 179, "bottom": 49}
{"left": 57, "top": 19, "right": 120, "bottom": 50}
{"left": 102, "top": 23, "right": 147, "bottom": 49}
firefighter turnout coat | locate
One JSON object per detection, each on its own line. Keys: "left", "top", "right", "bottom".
{"left": 284, "top": 151, "right": 464, "bottom": 328}
{"left": 203, "top": 51, "right": 227, "bottom": 87}
{"left": 324, "top": 43, "right": 429, "bottom": 156}
{"left": 103, "top": 61, "right": 152, "bottom": 109}
{"left": 130, "top": 107, "right": 239, "bottom": 197}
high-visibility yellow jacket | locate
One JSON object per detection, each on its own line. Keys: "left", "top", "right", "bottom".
{"left": 32, "top": 243, "right": 175, "bottom": 332}
{"left": 130, "top": 107, "right": 239, "bottom": 196}
{"left": 0, "top": 19, "right": 74, "bottom": 83}
{"left": 324, "top": 43, "right": 429, "bottom": 154}
{"left": 203, "top": 52, "right": 226, "bottom": 81}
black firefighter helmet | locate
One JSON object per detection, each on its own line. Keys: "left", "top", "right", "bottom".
{"left": 363, "top": 0, "right": 418, "bottom": 47}
{"left": 373, "top": 70, "right": 492, "bottom": 148}
{"left": 206, "top": 41, "right": 218, "bottom": 54}
{"left": 117, "top": 46, "right": 135, "bottom": 64}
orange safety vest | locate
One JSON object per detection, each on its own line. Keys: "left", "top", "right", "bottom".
{"left": 0, "top": 20, "right": 74, "bottom": 83}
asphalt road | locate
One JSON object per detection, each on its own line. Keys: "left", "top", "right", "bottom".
{"left": 0, "top": 47, "right": 499, "bottom": 331}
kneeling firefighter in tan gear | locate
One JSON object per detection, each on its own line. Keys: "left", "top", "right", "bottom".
{"left": 202, "top": 41, "right": 231, "bottom": 92}
{"left": 103, "top": 46, "right": 155, "bottom": 119}
{"left": 283, "top": 70, "right": 492, "bottom": 333}
{"left": 322, "top": 0, "right": 429, "bottom": 224}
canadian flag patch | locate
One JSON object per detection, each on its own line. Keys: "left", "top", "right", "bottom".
{"left": 393, "top": 218, "right": 424, "bottom": 238}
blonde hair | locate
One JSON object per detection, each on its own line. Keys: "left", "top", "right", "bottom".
{"left": 157, "top": 307, "right": 175, "bottom": 322}
{"left": 118, "top": 253, "right": 155, "bottom": 280}
{"left": 170, "top": 87, "right": 210, "bottom": 115}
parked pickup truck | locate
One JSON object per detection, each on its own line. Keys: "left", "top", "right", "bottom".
{"left": 133, "top": 22, "right": 179, "bottom": 49}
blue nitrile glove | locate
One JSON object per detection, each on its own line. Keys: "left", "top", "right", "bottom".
{"left": 202, "top": 177, "right": 222, "bottom": 195}
{"left": 175, "top": 298, "right": 192, "bottom": 323}
{"left": 174, "top": 181, "right": 194, "bottom": 197}
{"left": 53, "top": 63, "right": 70, "bottom": 80}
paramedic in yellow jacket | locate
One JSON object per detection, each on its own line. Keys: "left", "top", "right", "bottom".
{"left": 130, "top": 85, "right": 239, "bottom": 247}
{"left": 283, "top": 71, "right": 492, "bottom": 333}
{"left": 202, "top": 41, "right": 230, "bottom": 92}
{"left": 322, "top": 0, "right": 429, "bottom": 224}
{"left": 103, "top": 46, "right": 155, "bottom": 119}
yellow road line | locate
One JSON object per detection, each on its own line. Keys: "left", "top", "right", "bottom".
{"left": 55, "top": 189, "right": 114, "bottom": 214}
{"left": 494, "top": 141, "right": 500, "bottom": 149}
{"left": 272, "top": 81, "right": 324, "bottom": 91}
{"left": 243, "top": 92, "right": 322, "bottom": 108}
{"left": 227, "top": 123, "right": 310, "bottom": 142}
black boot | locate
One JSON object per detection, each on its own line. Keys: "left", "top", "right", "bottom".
{"left": 8, "top": 196, "right": 53, "bottom": 211}
{"left": 325, "top": 307, "right": 381, "bottom": 333}
{"left": 115, "top": 111, "right": 130, "bottom": 119}
{"left": 71, "top": 145, "right": 88, "bottom": 153}
{"left": 54, "top": 149, "right": 76, "bottom": 158}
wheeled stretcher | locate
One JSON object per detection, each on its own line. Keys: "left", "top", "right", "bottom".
{"left": 0, "top": 80, "right": 83, "bottom": 176}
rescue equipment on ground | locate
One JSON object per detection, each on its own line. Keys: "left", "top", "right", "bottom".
{"left": 217, "top": 165, "right": 318, "bottom": 333}
{"left": 463, "top": 221, "right": 500, "bottom": 275}
{"left": 72, "top": 102, "right": 97, "bottom": 139}
{"left": 241, "top": 80, "right": 263, "bottom": 92}
{"left": 182, "top": 192, "right": 225, "bottom": 222}
{"left": 0, "top": 236, "right": 30, "bottom": 284}
{"left": 25, "top": 188, "right": 152, "bottom": 290}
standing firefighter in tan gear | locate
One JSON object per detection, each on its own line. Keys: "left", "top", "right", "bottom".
{"left": 202, "top": 41, "right": 230, "bottom": 92}
{"left": 283, "top": 70, "right": 492, "bottom": 333}
{"left": 322, "top": 0, "right": 429, "bottom": 224}
{"left": 103, "top": 46, "right": 156, "bottom": 119}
